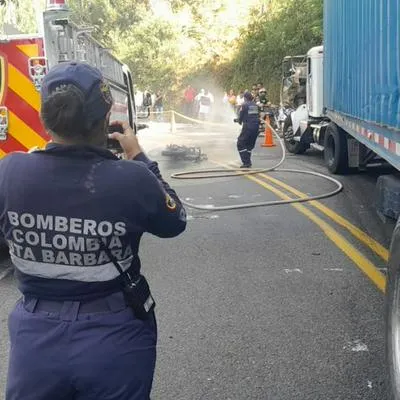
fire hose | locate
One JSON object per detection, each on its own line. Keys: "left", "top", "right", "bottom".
{"left": 168, "top": 115, "right": 343, "bottom": 211}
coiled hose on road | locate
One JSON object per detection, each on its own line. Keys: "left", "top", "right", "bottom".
{"left": 170, "top": 122, "right": 343, "bottom": 211}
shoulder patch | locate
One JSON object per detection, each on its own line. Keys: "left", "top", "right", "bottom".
{"left": 179, "top": 208, "right": 187, "bottom": 222}
{"left": 166, "top": 194, "right": 177, "bottom": 211}
{"left": 100, "top": 81, "right": 113, "bottom": 105}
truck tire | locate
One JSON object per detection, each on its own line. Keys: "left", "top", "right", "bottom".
{"left": 386, "top": 219, "right": 400, "bottom": 400}
{"left": 323, "top": 123, "right": 349, "bottom": 174}
{"left": 283, "top": 115, "right": 307, "bottom": 154}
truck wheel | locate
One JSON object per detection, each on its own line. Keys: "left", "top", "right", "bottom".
{"left": 386, "top": 220, "right": 400, "bottom": 400}
{"left": 283, "top": 115, "right": 307, "bottom": 154}
{"left": 323, "top": 123, "right": 349, "bottom": 174}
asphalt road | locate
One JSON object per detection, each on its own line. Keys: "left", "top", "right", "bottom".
{"left": 0, "top": 122, "right": 394, "bottom": 399}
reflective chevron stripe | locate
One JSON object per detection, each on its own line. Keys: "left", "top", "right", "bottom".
{"left": 0, "top": 38, "right": 50, "bottom": 157}
{"left": 11, "top": 253, "right": 134, "bottom": 282}
{"left": 329, "top": 111, "right": 400, "bottom": 156}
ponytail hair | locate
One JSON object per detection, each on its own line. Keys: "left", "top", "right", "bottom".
{"left": 40, "top": 83, "right": 88, "bottom": 139}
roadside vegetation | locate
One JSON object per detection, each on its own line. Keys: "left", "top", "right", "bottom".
{"left": 0, "top": 0, "right": 322, "bottom": 104}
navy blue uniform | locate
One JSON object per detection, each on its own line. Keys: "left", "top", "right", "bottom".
{"left": 237, "top": 100, "right": 260, "bottom": 167}
{"left": 1, "top": 144, "right": 186, "bottom": 399}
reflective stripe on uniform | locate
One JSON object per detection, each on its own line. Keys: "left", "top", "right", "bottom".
{"left": 11, "top": 254, "right": 133, "bottom": 282}
{"left": 248, "top": 105, "right": 259, "bottom": 114}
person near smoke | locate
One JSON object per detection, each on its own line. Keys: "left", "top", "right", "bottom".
{"left": 235, "top": 91, "right": 260, "bottom": 168}
{"left": 143, "top": 89, "right": 152, "bottom": 112}
{"left": 153, "top": 91, "right": 164, "bottom": 122}
{"left": 227, "top": 89, "right": 237, "bottom": 110}
{"left": 183, "top": 85, "right": 196, "bottom": 116}
{"left": 251, "top": 84, "right": 258, "bottom": 100}
{"left": 195, "top": 89, "right": 214, "bottom": 120}
{"left": 236, "top": 90, "right": 245, "bottom": 109}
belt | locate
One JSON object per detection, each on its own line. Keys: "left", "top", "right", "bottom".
{"left": 22, "top": 292, "right": 127, "bottom": 315}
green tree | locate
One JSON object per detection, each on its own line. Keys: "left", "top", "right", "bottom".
{"left": 0, "top": 0, "right": 323, "bottom": 106}
{"left": 217, "top": 0, "right": 323, "bottom": 101}
{"left": 0, "top": 0, "right": 37, "bottom": 33}
{"left": 112, "top": 13, "right": 182, "bottom": 92}
{"left": 68, "top": 0, "right": 149, "bottom": 43}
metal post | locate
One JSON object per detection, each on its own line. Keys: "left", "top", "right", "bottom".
{"left": 170, "top": 111, "right": 176, "bottom": 134}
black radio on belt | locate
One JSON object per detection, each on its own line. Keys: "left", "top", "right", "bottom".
{"left": 122, "top": 274, "right": 155, "bottom": 320}
{"left": 99, "top": 241, "right": 155, "bottom": 320}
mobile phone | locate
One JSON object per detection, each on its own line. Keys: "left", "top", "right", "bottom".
{"left": 107, "top": 124, "right": 124, "bottom": 152}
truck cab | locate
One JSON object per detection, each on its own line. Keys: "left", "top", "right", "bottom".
{"left": 282, "top": 46, "right": 330, "bottom": 157}
{"left": 306, "top": 45, "right": 324, "bottom": 119}
{"left": 282, "top": 43, "right": 386, "bottom": 175}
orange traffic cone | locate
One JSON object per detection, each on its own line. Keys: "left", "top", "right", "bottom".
{"left": 261, "top": 115, "right": 276, "bottom": 147}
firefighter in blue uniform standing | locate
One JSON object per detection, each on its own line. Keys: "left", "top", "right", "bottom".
{"left": 235, "top": 91, "right": 260, "bottom": 168}
{"left": 0, "top": 61, "right": 186, "bottom": 400}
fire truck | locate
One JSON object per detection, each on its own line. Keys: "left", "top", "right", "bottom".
{"left": 0, "top": 0, "right": 137, "bottom": 156}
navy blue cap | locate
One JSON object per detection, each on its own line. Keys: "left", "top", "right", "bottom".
{"left": 244, "top": 91, "right": 253, "bottom": 101}
{"left": 41, "top": 61, "right": 113, "bottom": 130}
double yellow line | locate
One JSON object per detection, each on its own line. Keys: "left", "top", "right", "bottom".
{"left": 221, "top": 162, "right": 388, "bottom": 293}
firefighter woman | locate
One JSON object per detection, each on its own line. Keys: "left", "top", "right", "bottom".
{"left": 1, "top": 61, "right": 186, "bottom": 400}
{"left": 236, "top": 91, "right": 260, "bottom": 168}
